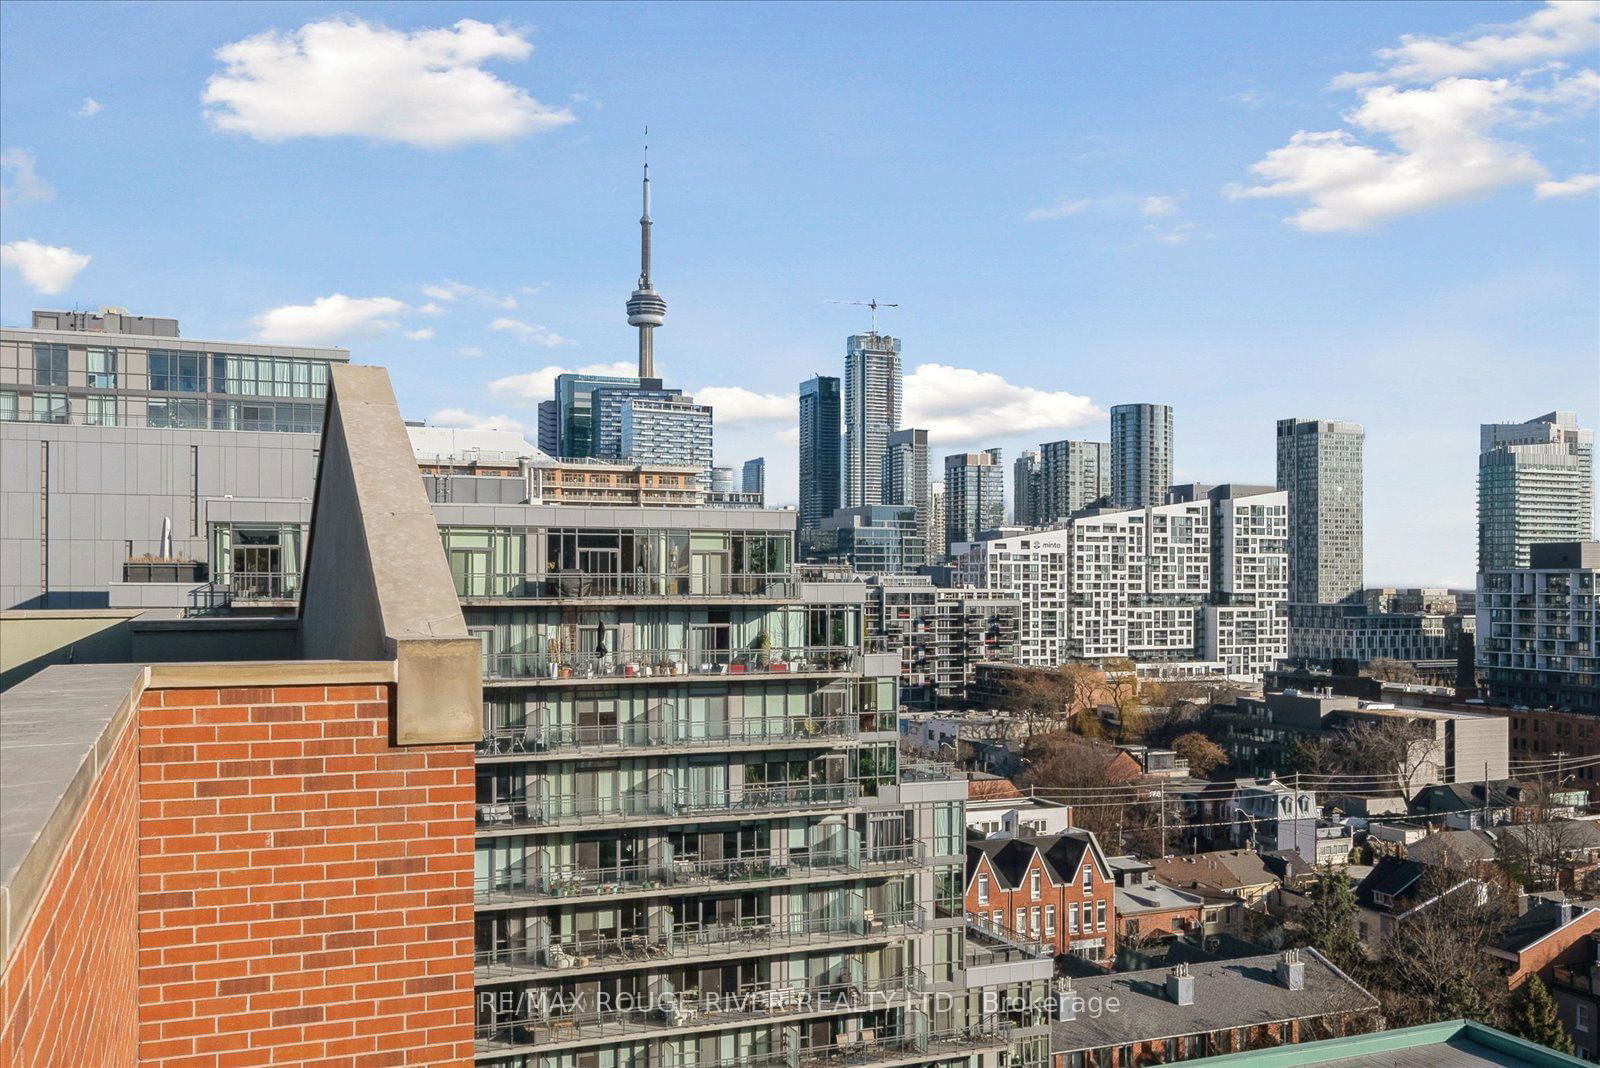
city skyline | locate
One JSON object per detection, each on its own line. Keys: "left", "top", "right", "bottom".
{"left": 2, "top": 2, "right": 1597, "bottom": 587}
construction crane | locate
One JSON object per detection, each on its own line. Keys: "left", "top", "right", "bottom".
{"left": 829, "top": 299, "right": 898, "bottom": 336}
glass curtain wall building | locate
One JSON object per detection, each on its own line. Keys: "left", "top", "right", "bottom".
{"left": 844, "top": 335, "right": 903, "bottom": 508}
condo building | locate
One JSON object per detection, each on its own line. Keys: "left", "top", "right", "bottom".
{"left": 945, "top": 450, "right": 1005, "bottom": 547}
{"left": 619, "top": 396, "right": 714, "bottom": 487}
{"left": 1276, "top": 417, "right": 1364, "bottom": 607}
{"left": 0, "top": 307, "right": 344, "bottom": 609}
{"left": 954, "top": 488, "right": 1289, "bottom": 677}
{"left": 799, "top": 375, "right": 843, "bottom": 539}
{"left": 844, "top": 334, "right": 904, "bottom": 508}
{"left": 742, "top": 457, "right": 766, "bottom": 502}
{"left": 1110, "top": 404, "right": 1173, "bottom": 510}
{"left": 811, "top": 505, "right": 927, "bottom": 574}
{"left": 883, "top": 428, "right": 931, "bottom": 534}
{"left": 1038, "top": 439, "right": 1109, "bottom": 524}
{"left": 1478, "top": 541, "right": 1599, "bottom": 713}
{"left": 865, "top": 575, "right": 1022, "bottom": 709}
{"left": 1013, "top": 451, "right": 1042, "bottom": 527}
{"left": 1479, "top": 411, "right": 1594, "bottom": 572}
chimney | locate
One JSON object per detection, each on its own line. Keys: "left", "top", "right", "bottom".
{"left": 1276, "top": 949, "right": 1305, "bottom": 991}
{"left": 1054, "top": 977, "right": 1077, "bottom": 1022}
{"left": 1561, "top": 902, "right": 1578, "bottom": 926}
{"left": 1166, "top": 963, "right": 1195, "bottom": 1006}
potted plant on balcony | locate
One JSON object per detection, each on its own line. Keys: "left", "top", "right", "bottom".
{"left": 545, "top": 637, "right": 560, "bottom": 679}
{"left": 754, "top": 630, "right": 772, "bottom": 670}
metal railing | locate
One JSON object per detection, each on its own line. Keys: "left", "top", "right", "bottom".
{"left": 475, "top": 782, "right": 862, "bottom": 830}
{"left": 476, "top": 842, "right": 925, "bottom": 904}
{"left": 964, "top": 913, "right": 1054, "bottom": 962}
{"left": 477, "top": 907, "right": 924, "bottom": 977}
{"left": 477, "top": 715, "right": 858, "bottom": 756}
{"left": 484, "top": 646, "right": 861, "bottom": 682}
{"left": 474, "top": 972, "right": 925, "bottom": 1051}
{"left": 456, "top": 571, "right": 797, "bottom": 600}
{"left": 725, "top": 1020, "right": 1014, "bottom": 1068}
{"left": 899, "top": 761, "right": 958, "bottom": 783}
{"left": 226, "top": 571, "right": 300, "bottom": 600}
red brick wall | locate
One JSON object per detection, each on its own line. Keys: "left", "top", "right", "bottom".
{"left": 136, "top": 683, "right": 477, "bottom": 1067}
{"left": 965, "top": 850, "right": 1117, "bottom": 959}
{"left": 0, "top": 712, "right": 141, "bottom": 1067}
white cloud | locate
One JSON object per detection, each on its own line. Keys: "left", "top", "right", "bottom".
{"left": 405, "top": 327, "right": 436, "bottom": 341}
{"left": 202, "top": 16, "right": 575, "bottom": 149}
{"left": 75, "top": 97, "right": 102, "bottom": 118}
{"left": 429, "top": 407, "right": 529, "bottom": 433}
{"left": 489, "top": 361, "right": 637, "bottom": 402}
{"left": 694, "top": 386, "right": 795, "bottom": 424}
{"left": 903, "top": 363, "right": 1102, "bottom": 446}
{"left": 1146, "top": 221, "right": 1200, "bottom": 245}
{"left": 422, "top": 279, "right": 515, "bottom": 308}
{"left": 1027, "top": 196, "right": 1094, "bottom": 221}
{"left": 458, "top": 346, "right": 485, "bottom": 358}
{"left": 1535, "top": 172, "right": 1600, "bottom": 197}
{"left": 416, "top": 301, "right": 445, "bottom": 316}
{"left": 1235, "top": 4, "right": 1600, "bottom": 231}
{"left": 1141, "top": 195, "right": 1180, "bottom": 217}
{"left": 776, "top": 427, "right": 800, "bottom": 444}
{"left": 0, "top": 149, "right": 54, "bottom": 206}
{"left": 1230, "top": 73, "right": 1596, "bottom": 231}
{"left": 490, "top": 316, "right": 572, "bottom": 347}
{"left": 1, "top": 240, "right": 90, "bottom": 294}
{"left": 1332, "top": 0, "right": 1600, "bottom": 87}
{"left": 253, "top": 293, "right": 406, "bottom": 344}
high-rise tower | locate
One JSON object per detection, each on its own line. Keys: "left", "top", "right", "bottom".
{"left": 625, "top": 155, "right": 667, "bottom": 379}
{"left": 1276, "top": 417, "right": 1365, "bottom": 606}
{"left": 844, "top": 333, "right": 903, "bottom": 507}
{"left": 1110, "top": 403, "right": 1173, "bottom": 509}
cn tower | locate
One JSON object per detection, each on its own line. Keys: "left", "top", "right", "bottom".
{"left": 625, "top": 148, "right": 666, "bottom": 381}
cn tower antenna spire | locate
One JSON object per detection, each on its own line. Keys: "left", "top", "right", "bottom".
{"left": 626, "top": 126, "right": 666, "bottom": 379}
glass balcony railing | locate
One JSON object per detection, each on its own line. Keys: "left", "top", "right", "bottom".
{"left": 478, "top": 715, "right": 859, "bottom": 756}
{"left": 476, "top": 782, "right": 862, "bottom": 831}
{"left": 476, "top": 907, "right": 925, "bottom": 978}
{"left": 483, "top": 646, "right": 861, "bottom": 682}
{"left": 475, "top": 842, "right": 926, "bottom": 905}
{"left": 473, "top": 972, "right": 926, "bottom": 1052}
{"left": 456, "top": 571, "right": 797, "bottom": 600}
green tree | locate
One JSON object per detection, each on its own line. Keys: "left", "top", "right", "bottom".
{"left": 1506, "top": 976, "right": 1575, "bottom": 1054}
{"left": 1297, "top": 864, "right": 1364, "bottom": 971}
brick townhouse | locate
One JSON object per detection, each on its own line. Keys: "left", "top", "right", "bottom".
{"left": 966, "top": 832, "right": 1117, "bottom": 963}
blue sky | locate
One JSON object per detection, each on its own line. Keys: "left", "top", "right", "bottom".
{"left": 2, "top": 0, "right": 1596, "bottom": 586}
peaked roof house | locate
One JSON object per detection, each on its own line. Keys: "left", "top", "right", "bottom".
{"left": 1353, "top": 856, "right": 1484, "bottom": 955}
{"left": 966, "top": 832, "right": 1118, "bottom": 963}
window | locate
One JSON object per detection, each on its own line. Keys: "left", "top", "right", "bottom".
{"left": 87, "top": 347, "right": 117, "bottom": 388}
{"left": 935, "top": 865, "right": 962, "bottom": 917}
{"left": 977, "top": 874, "right": 990, "bottom": 906}
{"left": 148, "top": 398, "right": 205, "bottom": 428}
{"left": 86, "top": 395, "right": 117, "bottom": 426}
{"left": 933, "top": 802, "right": 961, "bottom": 857}
{"left": 1045, "top": 905, "right": 1056, "bottom": 935}
{"left": 0, "top": 392, "right": 17, "bottom": 421}
{"left": 1015, "top": 909, "right": 1025, "bottom": 931}
{"left": 1578, "top": 1003, "right": 1592, "bottom": 1034}
{"left": 33, "top": 344, "right": 67, "bottom": 387}
{"left": 1097, "top": 900, "right": 1107, "bottom": 931}
{"left": 992, "top": 910, "right": 1001, "bottom": 927}
{"left": 32, "top": 393, "right": 68, "bottom": 423}
{"left": 1030, "top": 871, "right": 1041, "bottom": 899}
{"left": 1069, "top": 903, "right": 1079, "bottom": 933}
{"left": 1083, "top": 864, "right": 1093, "bottom": 892}
{"left": 148, "top": 351, "right": 206, "bottom": 392}
{"left": 1030, "top": 906, "right": 1040, "bottom": 933}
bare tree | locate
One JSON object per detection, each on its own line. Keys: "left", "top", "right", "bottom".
{"left": 1005, "top": 663, "right": 1105, "bottom": 743}
{"left": 1102, "top": 658, "right": 1146, "bottom": 743}
{"left": 1367, "top": 658, "right": 1422, "bottom": 685}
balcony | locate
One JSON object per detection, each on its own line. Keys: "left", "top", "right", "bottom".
{"left": 483, "top": 646, "right": 861, "bottom": 686}
{"left": 478, "top": 715, "right": 858, "bottom": 760}
{"left": 476, "top": 907, "right": 926, "bottom": 982}
{"left": 964, "top": 913, "right": 1054, "bottom": 965}
{"left": 898, "top": 762, "right": 957, "bottom": 783}
{"left": 476, "top": 782, "right": 862, "bottom": 834}
{"left": 475, "top": 842, "right": 926, "bottom": 907}
{"left": 456, "top": 570, "right": 798, "bottom": 602}
{"left": 726, "top": 1022, "right": 1014, "bottom": 1068}
{"left": 474, "top": 972, "right": 924, "bottom": 1054}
